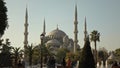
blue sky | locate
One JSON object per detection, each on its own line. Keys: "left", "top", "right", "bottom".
{"left": 3, "top": 0, "right": 120, "bottom": 51}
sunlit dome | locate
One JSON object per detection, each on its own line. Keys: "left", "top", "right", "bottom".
{"left": 47, "top": 28, "right": 66, "bottom": 39}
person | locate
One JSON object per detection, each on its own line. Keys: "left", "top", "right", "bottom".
{"left": 51, "top": 56, "right": 56, "bottom": 68}
{"left": 21, "top": 60, "right": 25, "bottom": 68}
{"left": 75, "top": 60, "right": 79, "bottom": 68}
{"left": 47, "top": 56, "right": 51, "bottom": 68}
{"left": 112, "top": 61, "right": 119, "bottom": 68}
{"left": 66, "top": 57, "right": 72, "bottom": 68}
{"left": 118, "top": 62, "right": 120, "bottom": 68}
{"left": 71, "top": 60, "right": 76, "bottom": 68}
{"left": 47, "top": 56, "right": 56, "bottom": 68}
{"left": 17, "top": 60, "right": 23, "bottom": 68}
{"left": 61, "top": 57, "right": 66, "bottom": 68}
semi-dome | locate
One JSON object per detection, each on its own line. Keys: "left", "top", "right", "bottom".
{"left": 46, "top": 39, "right": 61, "bottom": 47}
{"left": 47, "top": 28, "right": 66, "bottom": 39}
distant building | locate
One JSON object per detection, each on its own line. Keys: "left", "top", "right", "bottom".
{"left": 44, "top": 27, "right": 80, "bottom": 54}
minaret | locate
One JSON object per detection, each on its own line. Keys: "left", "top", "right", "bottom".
{"left": 74, "top": 5, "right": 78, "bottom": 53}
{"left": 84, "top": 16, "right": 87, "bottom": 42}
{"left": 43, "top": 18, "right": 46, "bottom": 35}
{"left": 57, "top": 24, "right": 59, "bottom": 30}
{"left": 24, "top": 7, "right": 28, "bottom": 48}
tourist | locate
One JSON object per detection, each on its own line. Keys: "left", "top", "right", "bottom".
{"left": 17, "top": 60, "right": 23, "bottom": 68}
{"left": 119, "top": 62, "right": 120, "bottom": 66}
{"left": 61, "top": 57, "right": 66, "bottom": 68}
{"left": 47, "top": 56, "right": 51, "bottom": 68}
{"left": 75, "top": 60, "right": 79, "bottom": 68}
{"left": 47, "top": 56, "right": 56, "bottom": 68}
{"left": 51, "top": 56, "right": 56, "bottom": 68}
{"left": 71, "top": 59, "right": 77, "bottom": 68}
{"left": 66, "top": 57, "right": 72, "bottom": 68}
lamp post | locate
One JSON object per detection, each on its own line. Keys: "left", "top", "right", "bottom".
{"left": 40, "top": 33, "right": 44, "bottom": 68}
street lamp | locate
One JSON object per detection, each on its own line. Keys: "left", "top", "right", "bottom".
{"left": 40, "top": 33, "right": 44, "bottom": 68}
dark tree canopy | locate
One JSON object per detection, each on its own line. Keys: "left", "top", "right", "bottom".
{"left": 0, "top": 0, "right": 8, "bottom": 37}
{"left": 79, "top": 37, "right": 95, "bottom": 68}
{"left": 115, "top": 48, "right": 120, "bottom": 61}
{"left": 0, "top": 39, "right": 12, "bottom": 67}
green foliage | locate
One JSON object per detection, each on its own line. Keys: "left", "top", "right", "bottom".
{"left": 90, "top": 30, "right": 100, "bottom": 42}
{"left": 1, "top": 39, "right": 11, "bottom": 53}
{"left": 66, "top": 51, "right": 81, "bottom": 61}
{"left": 0, "top": 0, "right": 8, "bottom": 36}
{"left": 79, "top": 37, "right": 95, "bottom": 68}
{"left": 74, "top": 51, "right": 81, "bottom": 60}
{"left": 107, "top": 59, "right": 114, "bottom": 65}
{"left": 41, "top": 43, "right": 49, "bottom": 56}
{"left": 0, "top": 39, "right": 12, "bottom": 67}
{"left": 40, "top": 43, "right": 50, "bottom": 64}
{"left": 98, "top": 48, "right": 108, "bottom": 66}
{"left": 25, "top": 44, "right": 35, "bottom": 65}
{"left": 90, "top": 30, "right": 100, "bottom": 65}
{"left": 32, "top": 46, "right": 40, "bottom": 64}
{"left": 12, "top": 47, "right": 21, "bottom": 66}
{"left": 56, "top": 48, "right": 68, "bottom": 63}
{"left": 29, "top": 43, "right": 50, "bottom": 65}
{"left": 114, "top": 48, "right": 120, "bottom": 61}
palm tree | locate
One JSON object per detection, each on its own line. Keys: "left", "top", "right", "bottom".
{"left": 12, "top": 47, "right": 21, "bottom": 67}
{"left": 90, "top": 30, "right": 100, "bottom": 65}
{"left": 32, "top": 46, "right": 40, "bottom": 64}
{"left": 26, "top": 44, "right": 35, "bottom": 67}
{"left": 0, "top": 38, "right": 13, "bottom": 67}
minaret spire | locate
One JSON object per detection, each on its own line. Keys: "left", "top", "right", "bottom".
{"left": 57, "top": 24, "right": 59, "bottom": 30}
{"left": 74, "top": 4, "right": 78, "bottom": 53}
{"left": 43, "top": 18, "right": 46, "bottom": 35}
{"left": 75, "top": 4, "right": 77, "bottom": 21}
{"left": 24, "top": 7, "right": 28, "bottom": 48}
{"left": 84, "top": 16, "right": 87, "bottom": 41}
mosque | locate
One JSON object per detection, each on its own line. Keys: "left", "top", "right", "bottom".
{"left": 23, "top": 5, "right": 88, "bottom": 54}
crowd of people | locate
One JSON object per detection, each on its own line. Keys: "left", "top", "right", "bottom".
{"left": 16, "top": 56, "right": 120, "bottom": 68}
{"left": 61, "top": 57, "right": 79, "bottom": 68}
{"left": 46, "top": 56, "right": 79, "bottom": 68}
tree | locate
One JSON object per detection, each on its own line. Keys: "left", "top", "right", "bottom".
{"left": 1, "top": 39, "right": 11, "bottom": 53}
{"left": 79, "top": 36, "right": 95, "bottom": 68}
{"left": 98, "top": 47, "right": 108, "bottom": 66}
{"left": 26, "top": 44, "right": 35, "bottom": 66}
{"left": 114, "top": 48, "right": 120, "bottom": 61}
{"left": 90, "top": 30, "right": 100, "bottom": 65}
{"left": 0, "top": 38, "right": 12, "bottom": 67}
{"left": 56, "top": 48, "right": 68, "bottom": 63}
{"left": 32, "top": 46, "right": 40, "bottom": 64}
{"left": 41, "top": 43, "right": 49, "bottom": 64}
{"left": 0, "top": 0, "right": 8, "bottom": 37}
{"left": 28, "top": 44, "right": 49, "bottom": 65}
{"left": 12, "top": 47, "right": 21, "bottom": 67}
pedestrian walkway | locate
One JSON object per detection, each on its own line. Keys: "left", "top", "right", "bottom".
{"left": 26, "top": 64, "right": 58, "bottom": 68}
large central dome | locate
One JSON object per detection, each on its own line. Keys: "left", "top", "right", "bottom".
{"left": 47, "top": 28, "right": 66, "bottom": 39}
